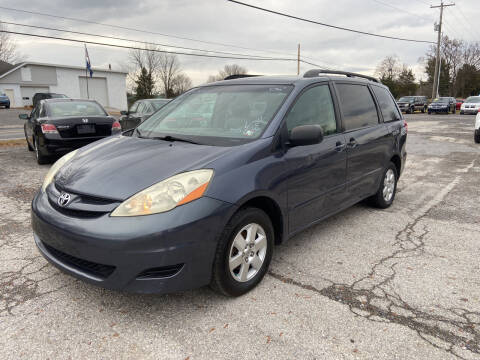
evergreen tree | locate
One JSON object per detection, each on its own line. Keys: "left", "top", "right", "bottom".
{"left": 134, "top": 67, "right": 154, "bottom": 99}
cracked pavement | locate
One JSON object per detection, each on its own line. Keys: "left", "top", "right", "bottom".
{"left": 1, "top": 113, "right": 479, "bottom": 359}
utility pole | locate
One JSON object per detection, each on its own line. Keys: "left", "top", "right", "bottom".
{"left": 431, "top": 2, "right": 455, "bottom": 99}
{"left": 297, "top": 43, "right": 300, "bottom": 75}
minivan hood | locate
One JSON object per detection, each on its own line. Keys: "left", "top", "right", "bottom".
{"left": 54, "top": 136, "right": 234, "bottom": 200}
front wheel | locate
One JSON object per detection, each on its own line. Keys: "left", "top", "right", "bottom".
{"left": 368, "top": 163, "right": 398, "bottom": 209}
{"left": 475, "top": 130, "right": 480, "bottom": 144}
{"left": 210, "top": 208, "right": 274, "bottom": 297}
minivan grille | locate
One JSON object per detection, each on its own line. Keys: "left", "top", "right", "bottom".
{"left": 42, "top": 241, "right": 116, "bottom": 279}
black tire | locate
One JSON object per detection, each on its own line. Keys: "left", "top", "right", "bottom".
{"left": 34, "top": 137, "right": 50, "bottom": 165}
{"left": 6, "top": 105, "right": 10, "bottom": 109}
{"left": 368, "top": 162, "right": 398, "bottom": 209}
{"left": 24, "top": 127, "right": 33, "bottom": 151}
{"left": 475, "top": 131, "right": 480, "bottom": 144}
{"left": 421, "top": 106, "right": 425, "bottom": 113}
{"left": 210, "top": 207, "right": 274, "bottom": 297}
{"left": 428, "top": 111, "right": 431, "bottom": 115}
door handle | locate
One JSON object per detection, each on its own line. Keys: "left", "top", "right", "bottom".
{"left": 348, "top": 137, "right": 358, "bottom": 148}
{"left": 335, "top": 141, "right": 346, "bottom": 152}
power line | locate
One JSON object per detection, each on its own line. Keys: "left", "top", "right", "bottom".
{"left": 0, "top": 5, "right": 298, "bottom": 59}
{"left": 456, "top": 3, "right": 480, "bottom": 39}
{"left": 0, "top": 20, "right": 279, "bottom": 60}
{"left": 227, "top": 0, "right": 435, "bottom": 44}
{"left": 0, "top": 29, "right": 299, "bottom": 62}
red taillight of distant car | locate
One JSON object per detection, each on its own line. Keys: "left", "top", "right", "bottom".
{"left": 112, "top": 121, "right": 121, "bottom": 130}
{"left": 40, "top": 124, "right": 58, "bottom": 134}
{"left": 404, "top": 121, "right": 408, "bottom": 132}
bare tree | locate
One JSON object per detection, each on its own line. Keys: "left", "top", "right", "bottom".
{"left": 128, "top": 45, "right": 164, "bottom": 96}
{"left": 0, "top": 23, "right": 23, "bottom": 64}
{"left": 207, "top": 64, "right": 248, "bottom": 82}
{"left": 463, "top": 42, "right": 480, "bottom": 68}
{"left": 171, "top": 73, "right": 192, "bottom": 97}
{"left": 375, "top": 55, "right": 401, "bottom": 80}
{"left": 157, "top": 53, "right": 182, "bottom": 98}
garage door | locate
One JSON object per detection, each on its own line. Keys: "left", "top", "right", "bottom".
{"left": 79, "top": 77, "right": 109, "bottom": 107}
{"left": 20, "top": 86, "right": 49, "bottom": 107}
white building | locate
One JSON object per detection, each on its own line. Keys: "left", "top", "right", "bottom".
{"left": 0, "top": 61, "right": 127, "bottom": 110}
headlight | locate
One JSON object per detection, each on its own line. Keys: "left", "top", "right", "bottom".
{"left": 111, "top": 169, "right": 214, "bottom": 217}
{"left": 41, "top": 150, "right": 78, "bottom": 192}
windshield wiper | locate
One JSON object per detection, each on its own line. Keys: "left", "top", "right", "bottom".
{"left": 151, "top": 135, "right": 200, "bottom": 145}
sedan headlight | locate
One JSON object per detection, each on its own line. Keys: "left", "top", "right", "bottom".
{"left": 41, "top": 150, "right": 78, "bottom": 192}
{"left": 111, "top": 169, "right": 214, "bottom": 217}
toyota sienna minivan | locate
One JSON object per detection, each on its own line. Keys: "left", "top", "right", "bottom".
{"left": 31, "top": 70, "right": 407, "bottom": 297}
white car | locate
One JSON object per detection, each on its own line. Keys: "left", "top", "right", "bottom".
{"left": 475, "top": 112, "right": 480, "bottom": 143}
{"left": 460, "top": 96, "right": 480, "bottom": 115}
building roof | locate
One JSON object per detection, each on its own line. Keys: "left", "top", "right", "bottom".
{"left": 0, "top": 61, "right": 15, "bottom": 77}
{"left": 0, "top": 61, "right": 128, "bottom": 79}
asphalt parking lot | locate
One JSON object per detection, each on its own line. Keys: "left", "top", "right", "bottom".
{"left": 1, "top": 113, "right": 479, "bottom": 359}
{"left": 0, "top": 109, "right": 26, "bottom": 140}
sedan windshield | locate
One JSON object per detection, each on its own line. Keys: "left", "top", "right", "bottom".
{"left": 432, "top": 98, "right": 449, "bottom": 103}
{"left": 398, "top": 97, "right": 414, "bottom": 102}
{"left": 136, "top": 84, "right": 292, "bottom": 145}
{"left": 47, "top": 101, "right": 106, "bottom": 117}
{"left": 465, "top": 96, "right": 480, "bottom": 104}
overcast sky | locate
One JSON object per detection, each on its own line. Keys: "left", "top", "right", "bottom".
{"left": 2, "top": 0, "right": 479, "bottom": 87}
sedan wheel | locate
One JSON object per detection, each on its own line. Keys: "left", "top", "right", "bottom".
{"left": 34, "top": 137, "right": 49, "bottom": 165}
{"left": 211, "top": 207, "right": 274, "bottom": 296}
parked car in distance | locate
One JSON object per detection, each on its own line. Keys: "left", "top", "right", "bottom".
{"left": 0, "top": 91, "right": 10, "bottom": 108}
{"left": 427, "top": 97, "right": 456, "bottom": 114}
{"left": 21, "top": 98, "right": 121, "bottom": 164}
{"left": 31, "top": 70, "right": 407, "bottom": 297}
{"left": 32, "top": 93, "right": 68, "bottom": 108}
{"left": 397, "top": 96, "right": 427, "bottom": 113}
{"left": 475, "top": 112, "right": 480, "bottom": 143}
{"left": 460, "top": 96, "right": 480, "bottom": 115}
{"left": 119, "top": 98, "right": 171, "bottom": 131}
{"left": 456, "top": 99, "right": 464, "bottom": 111}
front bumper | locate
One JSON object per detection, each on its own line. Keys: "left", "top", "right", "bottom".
{"left": 32, "top": 190, "right": 235, "bottom": 293}
{"left": 428, "top": 107, "right": 448, "bottom": 113}
{"left": 461, "top": 109, "right": 479, "bottom": 115}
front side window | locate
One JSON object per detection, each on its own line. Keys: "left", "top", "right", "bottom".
{"left": 47, "top": 101, "right": 106, "bottom": 117}
{"left": 285, "top": 85, "right": 336, "bottom": 136}
{"left": 129, "top": 101, "right": 140, "bottom": 113}
{"left": 372, "top": 86, "right": 400, "bottom": 122}
{"left": 336, "top": 84, "right": 379, "bottom": 131}
{"left": 136, "top": 84, "right": 292, "bottom": 146}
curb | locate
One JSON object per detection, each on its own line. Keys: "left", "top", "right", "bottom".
{"left": 0, "top": 138, "right": 26, "bottom": 147}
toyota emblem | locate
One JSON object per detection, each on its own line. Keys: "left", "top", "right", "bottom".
{"left": 82, "top": 118, "right": 89, "bottom": 123}
{"left": 57, "top": 192, "right": 71, "bottom": 207}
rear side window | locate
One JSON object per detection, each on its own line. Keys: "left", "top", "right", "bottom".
{"left": 285, "top": 85, "right": 337, "bottom": 136}
{"left": 372, "top": 86, "right": 401, "bottom": 122}
{"left": 336, "top": 84, "right": 379, "bottom": 131}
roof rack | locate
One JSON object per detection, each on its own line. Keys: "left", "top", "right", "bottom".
{"left": 223, "top": 74, "right": 261, "bottom": 80}
{"left": 303, "top": 69, "right": 380, "bottom": 83}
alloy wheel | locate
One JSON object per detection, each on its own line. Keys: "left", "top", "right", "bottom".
{"left": 228, "top": 223, "right": 267, "bottom": 282}
{"left": 382, "top": 169, "right": 395, "bottom": 202}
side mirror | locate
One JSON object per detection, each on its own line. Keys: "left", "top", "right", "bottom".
{"left": 19, "top": 114, "right": 29, "bottom": 120}
{"left": 289, "top": 125, "right": 324, "bottom": 146}
{"left": 120, "top": 110, "right": 128, "bottom": 115}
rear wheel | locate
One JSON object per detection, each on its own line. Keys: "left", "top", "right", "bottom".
{"left": 34, "top": 137, "right": 50, "bottom": 165}
{"left": 210, "top": 207, "right": 274, "bottom": 297}
{"left": 25, "top": 128, "right": 33, "bottom": 151}
{"left": 475, "top": 131, "right": 480, "bottom": 144}
{"left": 369, "top": 162, "right": 398, "bottom": 209}
{"left": 421, "top": 106, "right": 426, "bottom": 113}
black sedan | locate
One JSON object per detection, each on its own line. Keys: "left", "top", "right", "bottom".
{"left": 21, "top": 98, "right": 121, "bottom": 164}
{"left": 427, "top": 97, "right": 456, "bottom": 114}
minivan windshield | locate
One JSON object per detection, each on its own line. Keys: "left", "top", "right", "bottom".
{"left": 398, "top": 96, "right": 414, "bottom": 102}
{"left": 465, "top": 96, "right": 480, "bottom": 103}
{"left": 135, "top": 84, "right": 292, "bottom": 146}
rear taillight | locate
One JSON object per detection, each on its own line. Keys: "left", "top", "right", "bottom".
{"left": 403, "top": 120, "right": 408, "bottom": 133}
{"left": 112, "top": 121, "right": 121, "bottom": 130}
{"left": 41, "top": 123, "right": 58, "bottom": 134}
